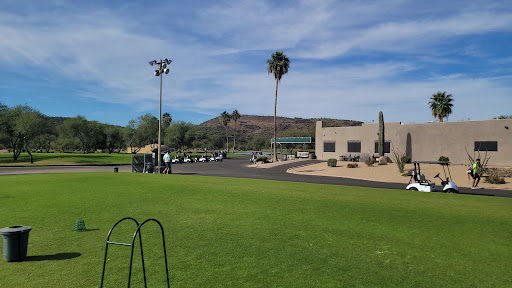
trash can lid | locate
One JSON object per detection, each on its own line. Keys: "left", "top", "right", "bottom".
{"left": 0, "top": 226, "right": 32, "bottom": 235}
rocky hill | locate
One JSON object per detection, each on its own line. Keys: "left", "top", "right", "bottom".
{"left": 200, "top": 115, "right": 362, "bottom": 137}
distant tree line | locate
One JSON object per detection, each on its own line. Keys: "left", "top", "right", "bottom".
{"left": 0, "top": 103, "right": 134, "bottom": 162}
{"left": 0, "top": 102, "right": 297, "bottom": 161}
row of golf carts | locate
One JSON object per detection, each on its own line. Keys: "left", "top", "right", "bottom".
{"left": 406, "top": 161, "right": 459, "bottom": 193}
{"left": 171, "top": 152, "right": 224, "bottom": 164}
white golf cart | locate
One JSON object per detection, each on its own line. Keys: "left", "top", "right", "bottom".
{"left": 406, "top": 161, "right": 459, "bottom": 193}
{"left": 209, "top": 155, "right": 223, "bottom": 162}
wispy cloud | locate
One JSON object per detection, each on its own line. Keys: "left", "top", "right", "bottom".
{"left": 0, "top": 0, "right": 511, "bottom": 125}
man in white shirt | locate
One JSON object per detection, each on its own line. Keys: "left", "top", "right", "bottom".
{"left": 163, "top": 151, "right": 171, "bottom": 174}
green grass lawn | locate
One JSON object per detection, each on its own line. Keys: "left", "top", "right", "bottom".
{"left": 0, "top": 173, "right": 511, "bottom": 287}
{"left": 0, "top": 153, "right": 132, "bottom": 166}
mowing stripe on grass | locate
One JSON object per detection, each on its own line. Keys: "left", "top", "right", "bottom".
{"left": 0, "top": 173, "right": 511, "bottom": 287}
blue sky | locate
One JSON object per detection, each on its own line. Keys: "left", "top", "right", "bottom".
{"left": 1, "top": 0, "right": 511, "bottom": 126}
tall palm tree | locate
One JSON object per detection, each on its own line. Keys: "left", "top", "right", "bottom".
{"left": 429, "top": 91, "right": 454, "bottom": 122}
{"left": 267, "top": 51, "right": 290, "bottom": 162}
{"left": 231, "top": 110, "right": 240, "bottom": 153}
{"left": 220, "top": 111, "right": 231, "bottom": 152}
{"left": 162, "top": 112, "right": 172, "bottom": 129}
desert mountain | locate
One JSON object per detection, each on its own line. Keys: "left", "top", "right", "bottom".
{"left": 200, "top": 115, "right": 362, "bottom": 137}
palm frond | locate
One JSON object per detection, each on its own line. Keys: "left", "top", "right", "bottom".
{"left": 267, "top": 51, "right": 290, "bottom": 81}
{"left": 429, "top": 91, "right": 454, "bottom": 121}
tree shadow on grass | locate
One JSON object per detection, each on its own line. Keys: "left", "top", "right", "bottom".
{"left": 459, "top": 191, "right": 495, "bottom": 197}
{"left": 25, "top": 252, "right": 81, "bottom": 261}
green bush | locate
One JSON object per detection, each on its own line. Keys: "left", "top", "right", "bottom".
{"left": 327, "top": 159, "right": 337, "bottom": 167}
{"left": 347, "top": 163, "right": 358, "bottom": 168}
{"left": 365, "top": 158, "right": 376, "bottom": 166}
{"left": 391, "top": 147, "right": 408, "bottom": 173}
{"left": 438, "top": 156, "right": 450, "bottom": 162}
{"left": 256, "top": 156, "right": 268, "bottom": 163}
{"left": 485, "top": 173, "right": 506, "bottom": 184}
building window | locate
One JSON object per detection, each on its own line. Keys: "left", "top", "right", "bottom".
{"left": 374, "top": 141, "right": 391, "bottom": 153}
{"left": 474, "top": 141, "right": 498, "bottom": 152}
{"left": 324, "top": 142, "right": 335, "bottom": 152}
{"left": 347, "top": 141, "right": 361, "bottom": 153}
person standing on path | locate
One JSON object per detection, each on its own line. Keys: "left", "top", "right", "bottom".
{"left": 471, "top": 158, "right": 481, "bottom": 189}
{"left": 163, "top": 151, "right": 171, "bottom": 174}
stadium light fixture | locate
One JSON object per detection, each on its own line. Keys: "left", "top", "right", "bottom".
{"left": 148, "top": 58, "right": 172, "bottom": 174}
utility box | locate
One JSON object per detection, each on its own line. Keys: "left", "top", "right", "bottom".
{"left": 0, "top": 226, "right": 32, "bottom": 262}
{"left": 151, "top": 148, "right": 165, "bottom": 173}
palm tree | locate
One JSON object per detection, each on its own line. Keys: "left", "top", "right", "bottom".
{"left": 162, "top": 112, "right": 172, "bottom": 129}
{"left": 231, "top": 110, "right": 240, "bottom": 153}
{"left": 267, "top": 51, "right": 290, "bottom": 162}
{"left": 429, "top": 91, "right": 454, "bottom": 122}
{"left": 219, "top": 111, "right": 231, "bottom": 152}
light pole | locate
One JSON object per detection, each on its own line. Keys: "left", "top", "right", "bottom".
{"left": 149, "top": 58, "right": 171, "bottom": 174}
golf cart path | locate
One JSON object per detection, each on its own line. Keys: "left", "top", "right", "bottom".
{"left": 171, "top": 158, "right": 512, "bottom": 198}
{"left": 0, "top": 165, "right": 132, "bottom": 175}
{"left": 0, "top": 158, "right": 510, "bottom": 198}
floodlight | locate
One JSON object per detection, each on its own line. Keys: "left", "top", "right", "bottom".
{"left": 148, "top": 57, "right": 172, "bottom": 174}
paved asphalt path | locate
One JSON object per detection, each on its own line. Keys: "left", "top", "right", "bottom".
{"left": 1, "top": 158, "right": 510, "bottom": 198}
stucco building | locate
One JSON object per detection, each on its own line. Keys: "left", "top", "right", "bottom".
{"left": 315, "top": 119, "right": 512, "bottom": 166}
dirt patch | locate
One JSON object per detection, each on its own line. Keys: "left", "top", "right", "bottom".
{"left": 289, "top": 162, "right": 512, "bottom": 190}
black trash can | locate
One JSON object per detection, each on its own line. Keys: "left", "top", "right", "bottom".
{"left": 0, "top": 226, "right": 32, "bottom": 262}
{"left": 114, "top": 167, "right": 119, "bottom": 173}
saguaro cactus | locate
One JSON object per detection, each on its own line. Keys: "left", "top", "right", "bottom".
{"left": 378, "top": 111, "right": 385, "bottom": 157}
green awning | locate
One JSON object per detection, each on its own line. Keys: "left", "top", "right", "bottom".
{"left": 271, "top": 137, "right": 313, "bottom": 144}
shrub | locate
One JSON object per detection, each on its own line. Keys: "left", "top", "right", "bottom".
{"left": 390, "top": 147, "right": 408, "bottom": 173}
{"left": 438, "top": 156, "right": 450, "bottom": 162}
{"left": 365, "top": 158, "right": 376, "bottom": 166}
{"left": 347, "top": 162, "right": 358, "bottom": 168}
{"left": 465, "top": 147, "right": 490, "bottom": 177}
{"left": 487, "top": 167, "right": 512, "bottom": 178}
{"left": 327, "top": 159, "right": 337, "bottom": 167}
{"left": 401, "top": 169, "right": 414, "bottom": 177}
{"left": 485, "top": 173, "right": 506, "bottom": 184}
{"left": 256, "top": 156, "right": 268, "bottom": 163}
